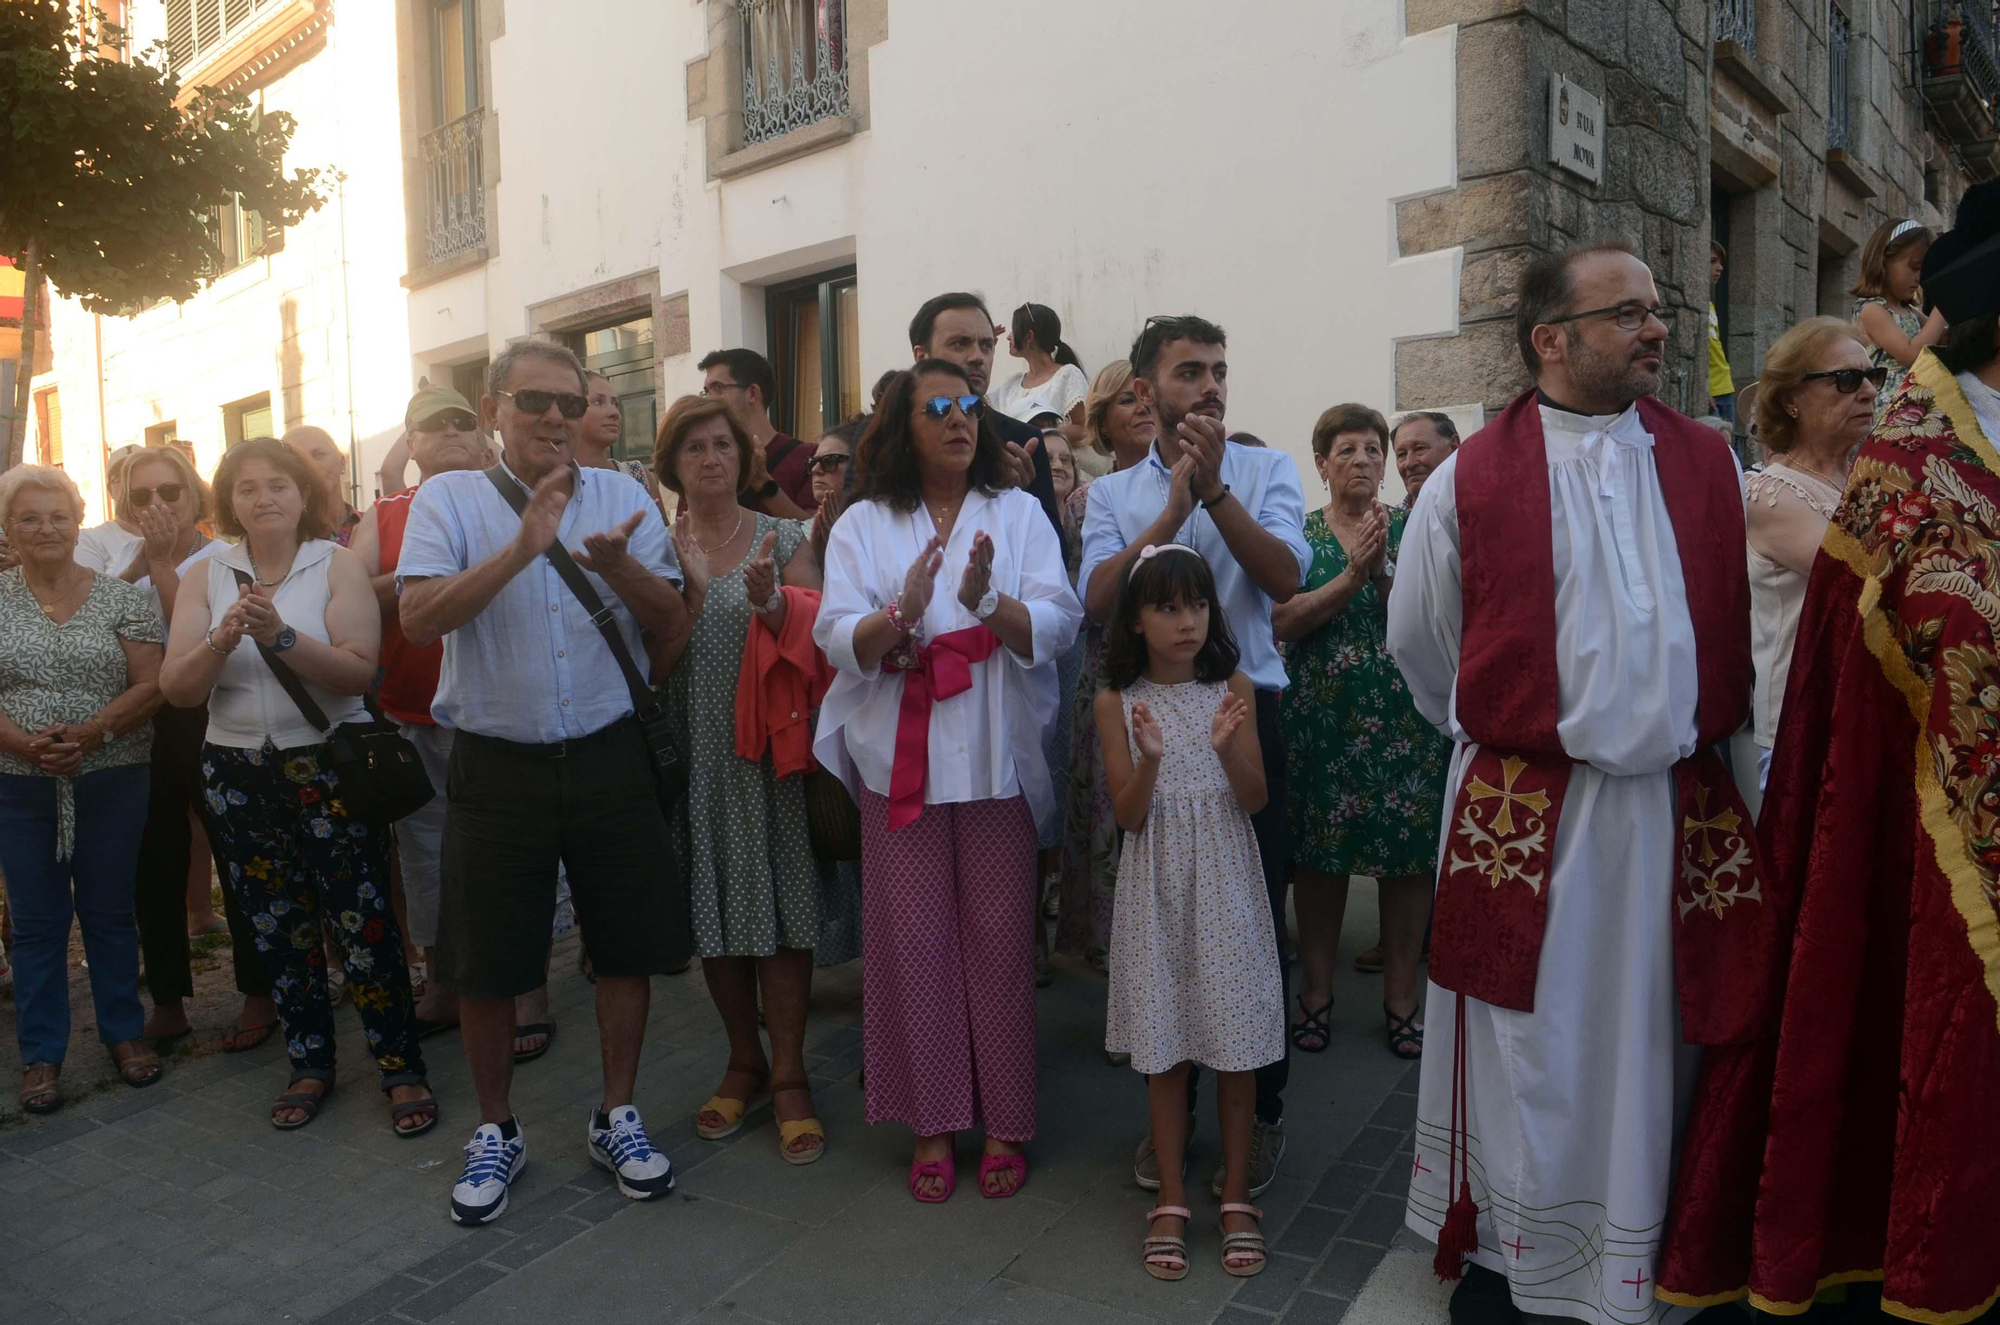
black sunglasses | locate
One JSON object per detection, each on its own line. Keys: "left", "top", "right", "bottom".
{"left": 1800, "top": 366, "right": 1889, "bottom": 394}
{"left": 808, "top": 453, "right": 851, "bottom": 473}
{"left": 922, "top": 395, "right": 984, "bottom": 420}
{"left": 497, "top": 388, "right": 589, "bottom": 419}
{"left": 418, "top": 410, "right": 479, "bottom": 433}
{"left": 1545, "top": 302, "right": 1679, "bottom": 331}
{"left": 129, "top": 483, "right": 185, "bottom": 508}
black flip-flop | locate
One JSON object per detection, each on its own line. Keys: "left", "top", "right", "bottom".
{"left": 390, "top": 1095, "right": 440, "bottom": 1138}
{"left": 1289, "top": 995, "right": 1334, "bottom": 1054}
{"left": 271, "top": 1079, "right": 333, "bottom": 1131}
{"left": 513, "top": 1022, "right": 556, "bottom": 1064}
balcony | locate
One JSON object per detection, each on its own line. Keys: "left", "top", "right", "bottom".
{"left": 420, "top": 109, "right": 486, "bottom": 267}
{"left": 741, "top": 0, "right": 850, "bottom": 147}
{"left": 1716, "top": 0, "right": 1756, "bottom": 48}
{"left": 1924, "top": 2, "right": 2000, "bottom": 179}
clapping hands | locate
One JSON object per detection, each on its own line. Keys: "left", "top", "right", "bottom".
{"left": 573, "top": 511, "right": 646, "bottom": 579}
{"left": 1211, "top": 691, "right": 1250, "bottom": 752}
{"left": 957, "top": 531, "right": 996, "bottom": 614}
{"left": 898, "top": 535, "right": 945, "bottom": 625}
{"left": 669, "top": 513, "right": 712, "bottom": 602}
{"left": 1131, "top": 702, "right": 1165, "bottom": 762}
{"left": 743, "top": 530, "right": 780, "bottom": 610}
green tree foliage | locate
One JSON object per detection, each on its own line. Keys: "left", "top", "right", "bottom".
{"left": 0, "top": 0, "right": 325, "bottom": 466}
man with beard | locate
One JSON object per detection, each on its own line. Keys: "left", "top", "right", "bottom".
{"left": 1391, "top": 411, "right": 1459, "bottom": 506}
{"left": 1388, "top": 243, "right": 1765, "bottom": 1325}
{"left": 1077, "top": 313, "right": 1311, "bottom": 1200}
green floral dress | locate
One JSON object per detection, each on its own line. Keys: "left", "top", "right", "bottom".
{"left": 1282, "top": 507, "right": 1450, "bottom": 877}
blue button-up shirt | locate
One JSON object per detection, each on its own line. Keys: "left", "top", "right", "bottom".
{"left": 1077, "top": 441, "right": 1311, "bottom": 691}
{"left": 395, "top": 459, "right": 682, "bottom": 743}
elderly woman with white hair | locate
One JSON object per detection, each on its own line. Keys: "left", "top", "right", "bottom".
{"left": 0, "top": 465, "right": 168, "bottom": 1114}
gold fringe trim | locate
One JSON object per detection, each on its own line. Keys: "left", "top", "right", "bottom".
{"left": 1662, "top": 1270, "right": 2000, "bottom": 1324}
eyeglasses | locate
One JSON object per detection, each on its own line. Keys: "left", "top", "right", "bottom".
{"left": 701, "top": 381, "right": 748, "bottom": 396}
{"left": 1800, "top": 366, "right": 1889, "bottom": 394}
{"left": 129, "top": 483, "right": 185, "bottom": 508}
{"left": 418, "top": 411, "right": 479, "bottom": 433}
{"left": 808, "top": 453, "right": 851, "bottom": 474}
{"left": 922, "top": 395, "right": 984, "bottom": 420}
{"left": 496, "top": 389, "right": 589, "bottom": 419}
{"left": 1544, "top": 302, "right": 1678, "bottom": 331}
{"left": 6, "top": 514, "right": 75, "bottom": 533}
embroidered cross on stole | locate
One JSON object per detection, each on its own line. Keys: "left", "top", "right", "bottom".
{"left": 1432, "top": 390, "right": 1781, "bottom": 1048}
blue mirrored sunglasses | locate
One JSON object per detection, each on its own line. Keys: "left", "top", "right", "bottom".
{"left": 922, "top": 394, "right": 984, "bottom": 420}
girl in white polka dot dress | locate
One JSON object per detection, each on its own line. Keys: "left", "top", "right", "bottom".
{"left": 1096, "top": 544, "right": 1284, "bottom": 1282}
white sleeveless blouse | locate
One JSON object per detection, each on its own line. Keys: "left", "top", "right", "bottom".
{"left": 203, "top": 538, "right": 367, "bottom": 750}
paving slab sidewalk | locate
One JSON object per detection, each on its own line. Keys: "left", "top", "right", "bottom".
{"left": 0, "top": 884, "right": 1434, "bottom": 1325}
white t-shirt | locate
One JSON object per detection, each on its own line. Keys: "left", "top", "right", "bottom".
{"left": 989, "top": 363, "right": 1089, "bottom": 424}
{"left": 74, "top": 521, "right": 142, "bottom": 576}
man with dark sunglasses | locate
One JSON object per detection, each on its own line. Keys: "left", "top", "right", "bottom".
{"left": 396, "top": 341, "right": 691, "bottom": 1226}
{"left": 907, "top": 292, "right": 1062, "bottom": 534}
{"left": 1386, "top": 242, "right": 1757, "bottom": 1325}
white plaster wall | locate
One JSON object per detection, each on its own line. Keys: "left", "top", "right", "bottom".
{"left": 39, "top": 1, "right": 413, "bottom": 517}
{"left": 410, "top": 0, "right": 1462, "bottom": 498}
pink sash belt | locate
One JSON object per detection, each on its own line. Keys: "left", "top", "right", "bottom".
{"left": 885, "top": 624, "right": 1001, "bottom": 830}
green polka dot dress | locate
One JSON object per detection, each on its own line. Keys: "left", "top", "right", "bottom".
{"left": 667, "top": 513, "right": 821, "bottom": 958}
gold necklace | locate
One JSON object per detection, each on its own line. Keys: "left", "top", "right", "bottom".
{"left": 27, "top": 569, "right": 85, "bottom": 619}
{"left": 689, "top": 508, "right": 744, "bottom": 557}
{"left": 923, "top": 494, "right": 964, "bottom": 533}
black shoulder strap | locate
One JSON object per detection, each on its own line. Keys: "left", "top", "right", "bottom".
{"left": 766, "top": 434, "right": 803, "bottom": 471}
{"left": 229, "top": 567, "right": 333, "bottom": 735}
{"left": 483, "top": 465, "right": 657, "bottom": 714}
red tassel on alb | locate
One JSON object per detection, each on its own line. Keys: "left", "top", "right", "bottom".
{"left": 1432, "top": 993, "right": 1480, "bottom": 1282}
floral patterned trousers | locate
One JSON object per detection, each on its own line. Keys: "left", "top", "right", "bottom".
{"left": 201, "top": 743, "right": 424, "bottom": 1089}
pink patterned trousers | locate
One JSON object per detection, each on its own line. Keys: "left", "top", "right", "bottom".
{"left": 858, "top": 790, "right": 1038, "bottom": 1141}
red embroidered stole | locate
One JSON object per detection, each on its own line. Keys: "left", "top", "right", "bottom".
{"left": 1432, "top": 390, "right": 1777, "bottom": 1046}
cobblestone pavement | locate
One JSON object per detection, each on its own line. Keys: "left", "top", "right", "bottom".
{"left": 0, "top": 911, "right": 1428, "bottom": 1325}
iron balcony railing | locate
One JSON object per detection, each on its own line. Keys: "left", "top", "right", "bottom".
{"left": 741, "top": 0, "right": 850, "bottom": 146}
{"left": 421, "top": 108, "right": 486, "bottom": 266}
{"left": 1829, "top": 4, "right": 1854, "bottom": 150}
{"left": 1717, "top": 0, "right": 1757, "bottom": 48}
{"left": 1958, "top": 0, "right": 2000, "bottom": 109}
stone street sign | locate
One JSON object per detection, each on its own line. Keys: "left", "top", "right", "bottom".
{"left": 1548, "top": 74, "right": 1604, "bottom": 185}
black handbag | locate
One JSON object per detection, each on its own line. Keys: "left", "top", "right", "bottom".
{"left": 230, "top": 569, "right": 435, "bottom": 825}
{"left": 483, "top": 467, "right": 688, "bottom": 815}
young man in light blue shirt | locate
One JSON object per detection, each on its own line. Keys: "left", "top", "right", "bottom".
{"left": 1077, "top": 314, "right": 1311, "bottom": 1199}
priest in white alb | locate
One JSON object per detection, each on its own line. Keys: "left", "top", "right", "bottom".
{"left": 1387, "top": 243, "right": 1779, "bottom": 1325}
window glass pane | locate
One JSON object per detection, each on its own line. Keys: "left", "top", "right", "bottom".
{"left": 792, "top": 295, "right": 823, "bottom": 436}
{"left": 574, "top": 318, "right": 656, "bottom": 468}
{"left": 580, "top": 317, "right": 652, "bottom": 359}
{"left": 437, "top": 1, "right": 468, "bottom": 120}
{"left": 835, "top": 281, "right": 860, "bottom": 424}
{"left": 240, "top": 403, "right": 273, "bottom": 440}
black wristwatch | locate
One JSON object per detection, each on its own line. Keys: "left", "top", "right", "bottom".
{"left": 1200, "top": 484, "right": 1231, "bottom": 511}
{"left": 271, "top": 626, "right": 298, "bottom": 653}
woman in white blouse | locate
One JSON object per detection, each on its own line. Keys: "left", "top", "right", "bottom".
{"left": 1745, "top": 317, "right": 1880, "bottom": 788}
{"left": 161, "top": 439, "right": 434, "bottom": 1136}
{"left": 814, "top": 362, "right": 1082, "bottom": 1203}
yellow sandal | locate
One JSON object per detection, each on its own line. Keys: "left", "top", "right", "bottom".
{"left": 773, "top": 1080, "right": 825, "bottom": 1166}
{"left": 695, "top": 1062, "right": 768, "bottom": 1141}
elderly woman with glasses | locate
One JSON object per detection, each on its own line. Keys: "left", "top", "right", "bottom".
{"left": 0, "top": 465, "right": 168, "bottom": 1113}
{"left": 1744, "top": 317, "right": 1882, "bottom": 790}
{"left": 814, "top": 362, "right": 1082, "bottom": 1202}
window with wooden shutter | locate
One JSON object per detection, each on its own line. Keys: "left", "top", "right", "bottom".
{"left": 34, "top": 388, "right": 63, "bottom": 467}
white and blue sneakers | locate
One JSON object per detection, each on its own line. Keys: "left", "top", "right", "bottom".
{"left": 588, "top": 1105, "right": 675, "bottom": 1200}
{"left": 450, "top": 1118, "right": 527, "bottom": 1225}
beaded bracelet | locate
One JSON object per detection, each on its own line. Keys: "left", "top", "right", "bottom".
{"left": 885, "top": 595, "right": 914, "bottom": 636}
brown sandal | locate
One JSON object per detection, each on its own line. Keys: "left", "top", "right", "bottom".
{"left": 18, "top": 1062, "right": 61, "bottom": 1114}
{"left": 221, "top": 1019, "right": 279, "bottom": 1053}
{"left": 109, "top": 1040, "right": 163, "bottom": 1088}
